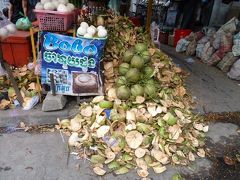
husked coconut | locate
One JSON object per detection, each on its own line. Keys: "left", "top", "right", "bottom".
{"left": 35, "top": 2, "right": 44, "bottom": 10}
{"left": 57, "top": 4, "right": 69, "bottom": 13}
{"left": 44, "top": 2, "right": 55, "bottom": 11}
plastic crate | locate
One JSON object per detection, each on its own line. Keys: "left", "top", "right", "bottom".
{"left": 34, "top": 9, "right": 75, "bottom": 31}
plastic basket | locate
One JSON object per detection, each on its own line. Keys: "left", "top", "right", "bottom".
{"left": 34, "top": 9, "right": 74, "bottom": 31}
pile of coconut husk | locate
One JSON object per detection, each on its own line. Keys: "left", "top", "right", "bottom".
{"left": 0, "top": 65, "right": 40, "bottom": 110}
{"left": 56, "top": 14, "right": 208, "bottom": 178}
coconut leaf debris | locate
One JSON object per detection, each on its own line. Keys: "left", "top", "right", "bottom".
{"left": 0, "top": 65, "right": 39, "bottom": 110}
{"left": 56, "top": 14, "right": 208, "bottom": 178}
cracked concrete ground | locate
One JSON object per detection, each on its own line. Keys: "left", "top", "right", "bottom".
{"left": 0, "top": 122, "right": 239, "bottom": 180}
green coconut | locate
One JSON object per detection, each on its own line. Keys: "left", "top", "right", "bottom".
{"left": 141, "top": 50, "right": 151, "bottom": 63}
{"left": 130, "top": 84, "right": 144, "bottom": 96}
{"left": 123, "top": 49, "right": 135, "bottom": 63}
{"left": 144, "top": 83, "right": 156, "bottom": 97}
{"left": 99, "top": 101, "right": 113, "bottom": 109}
{"left": 144, "top": 66, "right": 154, "bottom": 78}
{"left": 125, "top": 68, "right": 141, "bottom": 83}
{"left": 135, "top": 43, "right": 147, "bottom": 53}
{"left": 130, "top": 55, "right": 144, "bottom": 69}
{"left": 116, "top": 76, "right": 127, "bottom": 87}
{"left": 116, "top": 86, "right": 131, "bottom": 100}
{"left": 119, "top": 63, "right": 130, "bottom": 75}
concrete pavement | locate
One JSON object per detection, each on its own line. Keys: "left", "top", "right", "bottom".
{"left": 160, "top": 44, "right": 240, "bottom": 114}
{"left": 0, "top": 122, "right": 239, "bottom": 180}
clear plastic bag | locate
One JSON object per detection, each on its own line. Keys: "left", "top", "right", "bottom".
{"left": 16, "top": 16, "right": 32, "bottom": 30}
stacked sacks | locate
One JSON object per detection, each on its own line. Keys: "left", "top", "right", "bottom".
{"left": 175, "top": 18, "right": 240, "bottom": 80}
{"left": 207, "top": 32, "right": 233, "bottom": 66}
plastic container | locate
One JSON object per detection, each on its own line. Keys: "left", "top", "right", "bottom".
{"left": 174, "top": 29, "right": 192, "bottom": 47}
{"left": 34, "top": 9, "right": 75, "bottom": 31}
{"left": 129, "top": 17, "right": 141, "bottom": 27}
{"left": 159, "top": 31, "right": 169, "bottom": 44}
{"left": 1, "top": 31, "right": 32, "bottom": 67}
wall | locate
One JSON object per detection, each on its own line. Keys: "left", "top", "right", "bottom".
{"left": 209, "top": 0, "right": 231, "bottom": 27}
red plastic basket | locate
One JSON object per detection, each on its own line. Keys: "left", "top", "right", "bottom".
{"left": 34, "top": 9, "right": 75, "bottom": 31}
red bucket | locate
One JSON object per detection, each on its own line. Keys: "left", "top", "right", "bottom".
{"left": 128, "top": 17, "right": 141, "bottom": 27}
{"left": 1, "top": 31, "right": 32, "bottom": 67}
{"left": 174, "top": 29, "right": 192, "bottom": 47}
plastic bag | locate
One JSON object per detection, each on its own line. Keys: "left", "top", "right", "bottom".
{"left": 217, "top": 17, "right": 238, "bottom": 34}
{"left": 218, "top": 33, "right": 233, "bottom": 54}
{"left": 217, "top": 52, "right": 238, "bottom": 72}
{"left": 196, "top": 43, "right": 205, "bottom": 59}
{"left": 0, "top": 63, "right": 6, "bottom": 76}
{"left": 198, "top": 36, "right": 209, "bottom": 44}
{"left": 201, "top": 42, "right": 215, "bottom": 63}
{"left": 232, "top": 45, "right": 240, "bottom": 57}
{"left": 35, "top": 51, "right": 42, "bottom": 76}
{"left": 195, "top": 31, "right": 205, "bottom": 41}
{"left": 186, "top": 40, "right": 197, "bottom": 56}
{"left": 207, "top": 51, "right": 222, "bottom": 66}
{"left": 185, "top": 32, "right": 196, "bottom": 42}
{"left": 0, "top": 12, "right": 17, "bottom": 39}
{"left": 202, "top": 27, "right": 216, "bottom": 38}
{"left": 227, "top": 59, "right": 240, "bottom": 80}
{"left": 233, "top": 33, "right": 240, "bottom": 46}
{"left": 16, "top": 16, "right": 32, "bottom": 30}
{"left": 212, "top": 32, "right": 222, "bottom": 50}
{"left": 176, "top": 39, "right": 190, "bottom": 53}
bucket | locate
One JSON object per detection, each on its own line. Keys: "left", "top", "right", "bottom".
{"left": 174, "top": 29, "right": 192, "bottom": 47}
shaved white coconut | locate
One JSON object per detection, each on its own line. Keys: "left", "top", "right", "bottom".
{"left": 87, "top": 26, "right": 96, "bottom": 35}
{"left": 0, "top": 28, "right": 9, "bottom": 39}
{"left": 58, "top": 0, "right": 69, "bottom": 5}
{"left": 97, "top": 25, "right": 105, "bottom": 31}
{"left": 90, "top": 25, "right": 96, "bottom": 31}
{"left": 77, "top": 26, "right": 87, "bottom": 36}
{"left": 6, "top": 24, "right": 17, "bottom": 34}
{"left": 98, "top": 28, "right": 107, "bottom": 38}
{"left": 57, "top": 4, "right": 69, "bottom": 13}
{"left": 66, "top": 3, "right": 75, "bottom": 11}
{"left": 51, "top": 0, "right": 60, "bottom": 9}
{"left": 41, "top": 0, "right": 50, "bottom": 4}
{"left": 68, "top": 132, "right": 80, "bottom": 146}
{"left": 44, "top": 2, "right": 55, "bottom": 11}
{"left": 35, "top": 2, "right": 44, "bottom": 10}
{"left": 80, "top": 22, "right": 89, "bottom": 29}
{"left": 83, "top": 33, "right": 93, "bottom": 38}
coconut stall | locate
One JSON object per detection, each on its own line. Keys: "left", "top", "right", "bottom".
{"left": 1, "top": 0, "right": 208, "bottom": 178}
{"left": 56, "top": 10, "right": 208, "bottom": 178}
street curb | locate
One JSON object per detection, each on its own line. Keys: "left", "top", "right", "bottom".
{"left": 0, "top": 101, "right": 79, "bottom": 128}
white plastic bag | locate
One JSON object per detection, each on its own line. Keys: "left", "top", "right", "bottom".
{"left": 227, "top": 59, "right": 240, "bottom": 80}
{"left": 233, "top": 33, "right": 240, "bottom": 46}
{"left": 176, "top": 39, "right": 190, "bottom": 53}
{"left": 0, "top": 63, "right": 6, "bottom": 76}
{"left": 196, "top": 43, "right": 205, "bottom": 58}
{"left": 232, "top": 45, "right": 240, "bottom": 57}
{"left": 150, "top": 21, "right": 160, "bottom": 47}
